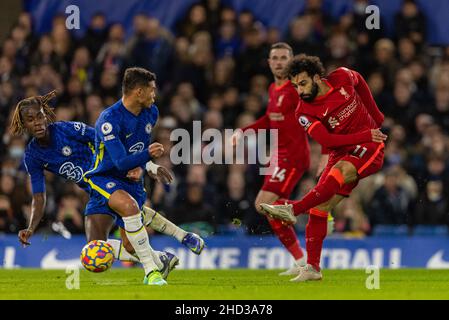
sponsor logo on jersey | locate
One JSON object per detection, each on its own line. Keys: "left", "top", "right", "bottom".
{"left": 74, "top": 122, "right": 82, "bottom": 131}
{"left": 59, "top": 162, "right": 83, "bottom": 182}
{"left": 101, "top": 122, "right": 113, "bottom": 135}
{"left": 336, "top": 98, "right": 358, "bottom": 121}
{"left": 62, "top": 146, "right": 72, "bottom": 156}
{"left": 145, "top": 123, "right": 152, "bottom": 134}
{"left": 129, "top": 142, "right": 145, "bottom": 154}
{"left": 74, "top": 122, "right": 86, "bottom": 135}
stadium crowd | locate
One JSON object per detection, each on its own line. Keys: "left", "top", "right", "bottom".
{"left": 0, "top": 0, "right": 448, "bottom": 237}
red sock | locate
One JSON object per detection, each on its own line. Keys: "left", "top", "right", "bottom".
{"left": 291, "top": 168, "right": 345, "bottom": 215}
{"left": 268, "top": 218, "right": 304, "bottom": 260}
{"left": 306, "top": 210, "right": 328, "bottom": 271}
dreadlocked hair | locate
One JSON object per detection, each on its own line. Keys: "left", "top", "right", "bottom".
{"left": 10, "top": 90, "right": 57, "bottom": 136}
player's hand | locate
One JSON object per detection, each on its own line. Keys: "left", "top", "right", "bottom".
{"left": 371, "top": 129, "right": 388, "bottom": 143}
{"left": 18, "top": 229, "right": 33, "bottom": 247}
{"left": 230, "top": 130, "right": 243, "bottom": 146}
{"left": 149, "top": 143, "right": 164, "bottom": 158}
{"left": 126, "top": 167, "right": 144, "bottom": 182}
{"left": 148, "top": 166, "right": 174, "bottom": 184}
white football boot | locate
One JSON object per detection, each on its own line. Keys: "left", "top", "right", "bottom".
{"left": 290, "top": 264, "right": 323, "bottom": 282}
{"left": 260, "top": 203, "right": 297, "bottom": 224}
{"left": 279, "top": 257, "right": 307, "bottom": 276}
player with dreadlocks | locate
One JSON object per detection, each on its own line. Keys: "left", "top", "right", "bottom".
{"left": 11, "top": 90, "right": 204, "bottom": 283}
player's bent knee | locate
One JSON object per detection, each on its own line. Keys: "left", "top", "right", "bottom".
{"left": 334, "top": 161, "right": 358, "bottom": 184}
{"left": 108, "top": 191, "right": 140, "bottom": 217}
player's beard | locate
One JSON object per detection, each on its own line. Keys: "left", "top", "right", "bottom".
{"left": 301, "top": 81, "right": 319, "bottom": 102}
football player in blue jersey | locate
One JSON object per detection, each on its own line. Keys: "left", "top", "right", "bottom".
{"left": 84, "top": 67, "right": 186, "bottom": 285}
{"left": 10, "top": 90, "right": 204, "bottom": 284}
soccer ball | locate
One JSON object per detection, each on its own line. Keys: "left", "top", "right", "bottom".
{"left": 80, "top": 240, "right": 115, "bottom": 272}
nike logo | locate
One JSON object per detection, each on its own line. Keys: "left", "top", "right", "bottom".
{"left": 44, "top": 163, "right": 49, "bottom": 168}
{"left": 426, "top": 250, "right": 449, "bottom": 269}
{"left": 322, "top": 108, "right": 329, "bottom": 117}
{"left": 40, "top": 249, "right": 81, "bottom": 269}
{"left": 126, "top": 133, "right": 133, "bottom": 139}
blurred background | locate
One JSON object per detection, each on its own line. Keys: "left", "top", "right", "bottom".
{"left": 0, "top": 0, "right": 449, "bottom": 269}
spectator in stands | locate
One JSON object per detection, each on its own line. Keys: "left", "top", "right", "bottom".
{"left": 56, "top": 193, "right": 84, "bottom": 234}
{"left": 81, "top": 12, "right": 109, "bottom": 58}
{"left": 286, "top": 16, "right": 323, "bottom": 58}
{"left": 0, "top": 194, "right": 14, "bottom": 233}
{"left": 413, "top": 178, "right": 449, "bottom": 226}
{"left": 176, "top": 3, "right": 209, "bottom": 40}
{"left": 394, "top": 0, "right": 427, "bottom": 47}
{"left": 366, "top": 166, "right": 415, "bottom": 227}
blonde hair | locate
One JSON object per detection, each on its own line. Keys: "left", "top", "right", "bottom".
{"left": 10, "top": 90, "right": 57, "bottom": 135}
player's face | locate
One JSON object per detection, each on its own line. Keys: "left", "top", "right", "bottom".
{"left": 268, "top": 48, "right": 292, "bottom": 79}
{"left": 291, "top": 72, "right": 319, "bottom": 102}
{"left": 21, "top": 105, "right": 48, "bottom": 139}
{"left": 136, "top": 81, "right": 157, "bottom": 107}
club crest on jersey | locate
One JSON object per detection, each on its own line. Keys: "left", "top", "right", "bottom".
{"left": 328, "top": 117, "right": 340, "bottom": 129}
{"left": 299, "top": 116, "right": 312, "bottom": 130}
{"left": 106, "top": 182, "right": 116, "bottom": 189}
{"left": 145, "top": 123, "right": 152, "bottom": 134}
{"left": 62, "top": 146, "right": 72, "bottom": 156}
{"left": 276, "top": 95, "right": 285, "bottom": 107}
{"left": 101, "top": 122, "right": 113, "bottom": 135}
{"left": 339, "top": 87, "right": 350, "bottom": 100}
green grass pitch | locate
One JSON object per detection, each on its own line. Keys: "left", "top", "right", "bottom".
{"left": 1, "top": 268, "right": 449, "bottom": 299}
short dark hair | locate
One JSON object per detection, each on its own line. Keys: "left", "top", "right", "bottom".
{"left": 122, "top": 67, "right": 157, "bottom": 95}
{"left": 286, "top": 54, "right": 325, "bottom": 79}
{"left": 270, "top": 42, "right": 293, "bottom": 57}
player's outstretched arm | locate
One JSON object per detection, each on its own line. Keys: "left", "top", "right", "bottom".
{"left": 350, "top": 70, "right": 384, "bottom": 126}
{"left": 18, "top": 193, "right": 46, "bottom": 247}
{"left": 103, "top": 133, "right": 164, "bottom": 171}
{"left": 307, "top": 121, "right": 387, "bottom": 148}
{"left": 241, "top": 114, "right": 270, "bottom": 132}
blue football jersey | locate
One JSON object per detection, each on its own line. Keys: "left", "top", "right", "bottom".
{"left": 23, "top": 121, "right": 96, "bottom": 194}
{"left": 85, "top": 99, "right": 159, "bottom": 181}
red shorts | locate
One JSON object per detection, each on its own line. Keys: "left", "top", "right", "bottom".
{"left": 261, "top": 157, "right": 308, "bottom": 199}
{"left": 318, "top": 142, "right": 385, "bottom": 197}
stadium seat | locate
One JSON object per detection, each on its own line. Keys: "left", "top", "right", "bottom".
{"left": 412, "top": 225, "right": 449, "bottom": 236}
{"left": 371, "top": 225, "right": 410, "bottom": 236}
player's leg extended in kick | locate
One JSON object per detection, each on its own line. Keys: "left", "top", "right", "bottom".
{"left": 255, "top": 190, "right": 305, "bottom": 275}
{"left": 261, "top": 160, "right": 357, "bottom": 223}
{"left": 108, "top": 190, "right": 166, "bottom": 285}
{"left": 141, "top": 205, "right": 205, "bottom": 254}
{"left": 84, "top": 214, "right": 178, "bottom": 280}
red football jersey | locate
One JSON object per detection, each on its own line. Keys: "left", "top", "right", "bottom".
{"left": 295, "top": 67, "right": 384, "bottom": 153}
{"left": 243, "top": 80, "right": 310, "bottom": 166}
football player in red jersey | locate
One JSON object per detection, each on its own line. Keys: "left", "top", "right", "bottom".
{"left": 232, "top": 43, "right": 313, "bottom": 275}
{"left": 261, "top": 54, "right": 388, "bottom": 281}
